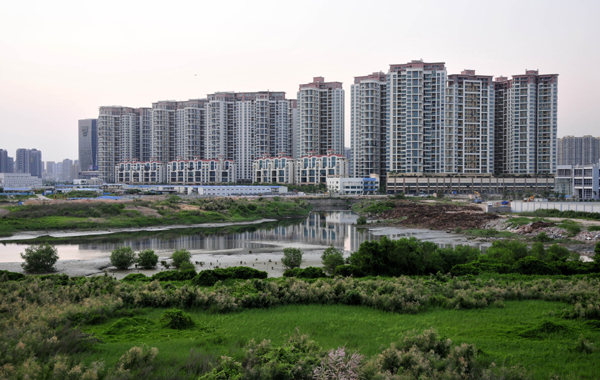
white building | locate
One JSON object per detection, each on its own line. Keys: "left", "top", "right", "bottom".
{"left": 0, "top": 173, "right": 43, "bottom": 189}
{"left": 351, "top": 72, "right": 388, "bottom": 179}
{"left": 194, "top": 185, "right": 288, "bottom": 196}
{"left": 556, "top": 163, "right": 600, "bottom": 200}
{"left": 253, "top": 153, "right": 296, "bottom": 184}
{"left": 326, "top": 174, "right": 380, "bottom": 195}
{"left": 445, "top": 70, "right": 495, "bottom": 174}
{"left": 115, "top": 160, "right": 165, "bottom": 184}
{"left": 297, "top": 77, "right": 345, "bottom": 157}
{"left": 296, "top": 152, "right": 347, "bottom": 185}
{"left": 167, "top": 157, "right": 236, "bottom": 184}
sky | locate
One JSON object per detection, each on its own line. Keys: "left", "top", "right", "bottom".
{"left": 1, "top": 0, "right": 599, "bottom": 162}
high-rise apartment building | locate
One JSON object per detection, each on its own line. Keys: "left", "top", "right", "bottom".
{"left": 557, "top": 136, "right": 600, "bottom": 166}
{"left": 98, "top": 106, "right": 134, "bottom": 182}
{"left": 297, "top": 77, "right": 345, "bottom": 157}
{"left": 78, "top": 119, "right": 98, "bottom": 171}
{"left": 0, "top": 149, "right": 14, "bottom": 173}
{"left": 350, "top": 72, "right": 388, "bottom": 178}
{"left": 387, "top": 61, "right": 447, "bottom": 174}
{"left": 175, "top": 99, "right": 207, "bottom": 161}
{"left": 494, "top": 70, "right": 558, "bottom": 174}
{"left": 445, "top": 70, "right": 494, "bottom": 174}
{"left": 206, "top": 91, "right": 294, "bottom": 182}
{"left": 15, "top": 148, "right": 42, "bottom": 178}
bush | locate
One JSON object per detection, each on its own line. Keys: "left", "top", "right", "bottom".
{"left": 0, "top": 269, "right": 26, "bottom": 281}
{"left": 137, "top": 249, "right": 158, "bottom": 269}
{"left": 152, "top": 269, "right": 197, "bottom": 282}
{"left": 171, "top": 249, "right": 192, "bottom": 269}
{"left": 334, "top": 264, "right": 364, "bottom": 277}
{"left": 536, "top": 231, "right": 553, "bottom": 242}
{"left": 179, "top": 261, "right": 196, "bottom": 272}
{"left": 321, "top": 246, "right": 345, "bottom": 275}
{"left": 20, "top": 243, "right": 59, "bottom": 273}
{"left": 283, "top": 267, "right": 326, "bottom": 279}
{"left": 110, "top": 247, "right": 136, "bottom": 270}
{"left": 513, "top": 256, "right": 558, "bottom": 275}
{"left": 282, "top": 248, "right": 302, "bottom": 269}
{"left": 160, "top": 309, "right": 195, "bottom": 329}
{"left": 356, "top": 216, "right": 367, "bottom": 225}
{"left": 595, "top": 242, "right": 600, "bottom": 263}
{"left": 192, "top": 266, "right": 268, "bottom": 287}
{"left": 122, "top": 273, "right": 150, "bottom": 282}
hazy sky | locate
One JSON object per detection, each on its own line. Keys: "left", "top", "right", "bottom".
{"left": 1, "top": 0, "right": 599, "bottom": 162}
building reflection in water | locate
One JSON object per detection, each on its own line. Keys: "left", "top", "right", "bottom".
{"left": 77, "top": 211, "right": 489, "bottom": 255}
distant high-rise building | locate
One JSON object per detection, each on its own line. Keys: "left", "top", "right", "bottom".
{"left": 557, "top": 136, "right": 600, "bottom": 166}
{"left": 297, "top": 77, "right": 345, "bottom": 157}
{"left": 351, "top": 72, "right": 387, "bottom": 178}
{"left": 387, "top": 61, "right": 447, "bottom": 174}
{"left": 15, "top": 148, "right": 42, "bottom": 178}
{"left": 78, "top": 119, "right": 98, "bottom": 171}
{"left": 0, "top": 149, "right": 14, "bottom": 173}
{"left": 62, "top": 159, "right": 73, "bottom": 182}
{"left": 494, "top": 70, "right": 558, "bottom": 174}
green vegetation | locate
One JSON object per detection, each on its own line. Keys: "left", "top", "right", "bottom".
{"left": 137, "top": 249, "right": 159, "bottom": 269}
{"left": 171, "top": 249, "right": 192, "bottom": 269}
{"left": 2, "top": 272, "right": 600, "bottom": 379}
{"left": 20, "top": 243, "right": 59, "bottom": 273}
{"left": 352, "top": 199, "right": 396, "bottom": 215}
{"left": 110, "top": 247, "right": 137, "bottom": 270}
{"left": 283, "top": 266, "right": 327, "bottom": 279}
{"left": 192, "top": 266, "right": 267, "bottom": 287}
{"left": 521, "top": 208, "right": 600, "bottom": 221}
{"left": 281, "top": 247, "right": 303, "bottom": 269}
{"left": 0, "top": 197, "right": 311, "bottom": 235}
{"left": 356, "top": 215, "right": 367, "bottom": 225}
{"left": 321, "top": 246, "right": 345, "bottom": 275}
{"left": 65, "top": 190, "right": 99, "bottom": 198}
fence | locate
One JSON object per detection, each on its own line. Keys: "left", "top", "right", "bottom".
{"left": 512, "top": 201, "right": 600, "bottom": 213}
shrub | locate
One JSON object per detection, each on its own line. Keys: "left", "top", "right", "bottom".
{"left": 334, "top": 265, "right": 363, "bottom": 277}
{"left": 513, "top": 256, "right": 558, "bottom": 275}
{"left": 160, "top": 309, "right": 195, "bottom": 329}
{"left": 171, "top": 249, "right": 192, "bottom": 268}
{"left": 110, "top": 247, "right": 136, "bottom": 270}
{"left": 547, "top": 244, "right": 570, "bottom": 262}
{"left": 20, "top": 243, "right": 59, "bottom": 273}
{"left": 283, "top": 267, "right": 326, "bottom": 279}
{"left": 122, "top": 273, "right": 150, "bottom": 282}
{"left": 152, "top": 269, "right": 197, "bottom": 282}
{"left": 179, "top": 261, "right": 196, "bottom": 272}
{"left": 313, "top": 347, "right": 362, "bottom": 380}
{"left": 356, "top": 216, "right": 367, "bottom": 225}
{"left": 137, "top": 249, "right": 158, "bottom": 269}
{"left": 321, "top": 246, "right": 345, "bottom": 275}
{"left": 282, "top": 248, "right": 303, "bottom": 269}
{"left": 117, "top": 345, "right": 158, "bottom": 371}
{"left": 595, "top": 242, "right": 600, "bottom": 263}
{"left": 0, "top": 270, "right": 26, "bottom": 281}
{"left": 536, "top": 231, "right": 553, "bottom": 242}
{"left": 192, "top": 266, "right": 267, "bottom": 286}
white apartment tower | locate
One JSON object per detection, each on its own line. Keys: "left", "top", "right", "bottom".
{"left": 151, "top": 101, "right": 177, "bottom": 164}
{"left": 297, "top": 77, "right": 345, "bottom": 157}
{"left": 350, "top": 72, "right": 388, "bottom": 178}
{"left": 206, "top": 91, "right": 294, "bottom": 182}
{"left": 445, "top": 70, "right": 495, "bottom": 174}
{"left": 494, "top": 70, "right": 558, "bottom": 174}
{"left": 387, "top": 61, "right": 447, "bottom": 174}
{"left": 98, "top": 106, "right": 135, "bottom": 182}
{"left": 175, "top": 99, "right": 207, "bottom": 160}
{"left": 557, "top": 136, "right": 599, "bottom": 166}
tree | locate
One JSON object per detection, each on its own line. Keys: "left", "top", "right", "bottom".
{"left": 110, "top": 247, "right": 136, "bottom": 270}
{"left": 282, "top": 248, "right": 303, "bottom": 269}
{"left": 356, "top": 216, "right": 367, "bottom": 225}
{"left": 171, "top": 249, "right": 192, "bottom": 269}
{"left": 21, "top": 243, "right": 59, "bottom": 273}
{"left": 321, "top": 246, "right": 345, "bottom": 275}
{"left": 594, "top": 242, "right": 600, "bottom": 263}
{"left": 137, "top": 249, "right": 159, "bottom": 269}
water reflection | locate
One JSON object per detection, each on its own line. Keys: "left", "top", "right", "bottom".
{"left": 0, "top": 211, "right": 490, "bottom": 262}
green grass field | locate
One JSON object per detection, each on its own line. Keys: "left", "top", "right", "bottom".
{"left": 80, "top": 301, "right": 600, "bottom": 380}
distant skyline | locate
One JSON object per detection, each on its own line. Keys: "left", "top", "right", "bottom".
{"left": 1, "top": 0, "right": 599, "bottom": 162}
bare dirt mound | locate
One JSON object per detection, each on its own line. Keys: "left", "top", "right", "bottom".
{"left": 379, "top": 202, "right": 499, "bottom": 230}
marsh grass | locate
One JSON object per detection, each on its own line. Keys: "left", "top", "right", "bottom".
{"left": 79, "top": 301, "right": 600, "bottom": 380}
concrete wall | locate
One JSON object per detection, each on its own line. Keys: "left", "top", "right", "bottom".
{"left": 512, "top": 201, "right": 600, "bottom": 213}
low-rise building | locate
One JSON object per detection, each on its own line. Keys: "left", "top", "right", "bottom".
{"left": 253, "top": 153, "right": 295, "bottom": 184}
{"left": 296, "top": 151, "right": 347, "bottom": 185}
{"left": 115, "top": 160, "right": 165, "bottom": 184}
{"left": 0, "top": 173, "right": 43, "bottom": 189}
{"left": 193, "top": 185, "right": 288, "bottom": 196}
{"left": 326, "top": 174, "right": 380, "bottom": 195}
{"left": 167, "top": 157, "right": 236, "bottom": 184}
{"left": 556, "top": 163, "right": 600, "bottom": 200}
{"left": 386, "top": 175, "right": 555, "bottom": 195}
